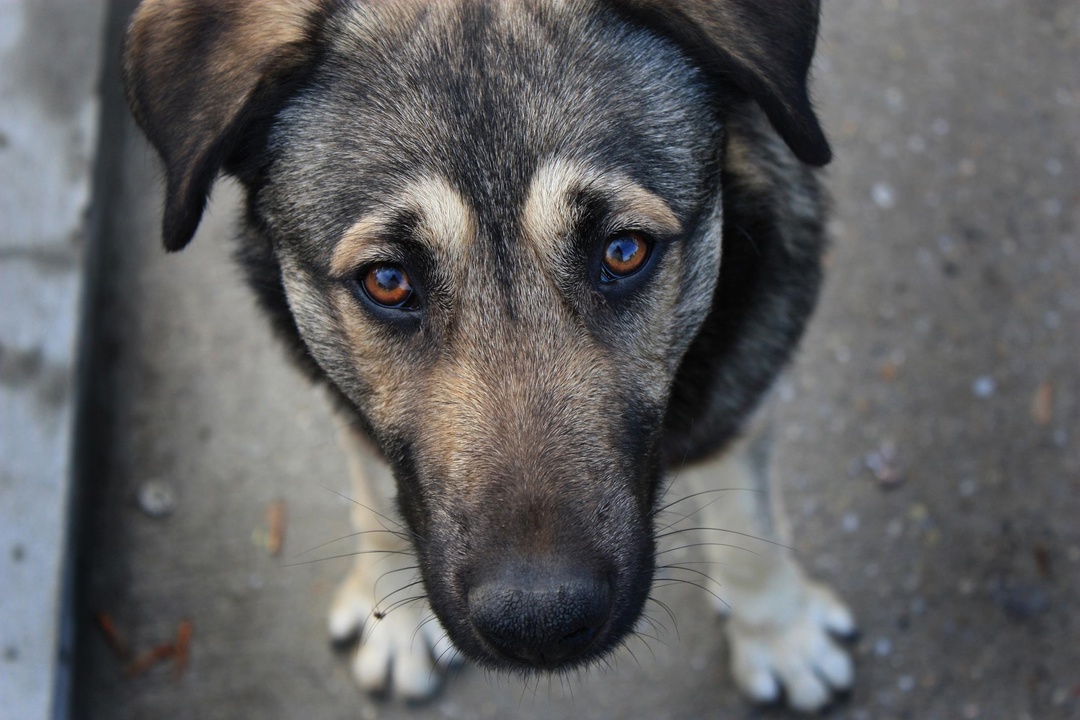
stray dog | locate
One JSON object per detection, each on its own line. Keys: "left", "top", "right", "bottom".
{"left": 123, "top": 0, "right": 856, "bottom": 711}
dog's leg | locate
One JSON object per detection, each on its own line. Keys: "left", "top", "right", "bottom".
{"left": 327, "top": 418, "right": 456, "bottom": 699}
{"left": 673, "top": 404, "right": 855, "bottom": 712}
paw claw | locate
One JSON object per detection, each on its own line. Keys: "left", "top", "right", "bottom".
{"left": 739, "top": 667, "right": 781, "bottom": 703}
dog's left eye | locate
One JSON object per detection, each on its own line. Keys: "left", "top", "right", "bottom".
{"left": 600, "top": 232, "right": 651, "bottom": 282}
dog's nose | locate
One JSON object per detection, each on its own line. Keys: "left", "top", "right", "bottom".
{"left": 467, "top": 561, "right": 612, "bottom": 668}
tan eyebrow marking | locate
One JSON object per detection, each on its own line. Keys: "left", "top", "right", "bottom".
{"left": 330, "top": 175, "right": 475, "bottom": 277}
{"left": 521, "top": 157, "right": 682, "bottom": 258}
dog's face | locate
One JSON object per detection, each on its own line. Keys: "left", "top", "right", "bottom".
{"left": 266, "top": 4, "right": 725, "bottom": 668}
{"left": 124, "top": 0, "right": 828, "bottom": 672}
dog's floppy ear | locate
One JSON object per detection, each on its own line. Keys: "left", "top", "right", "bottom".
{"left": 613, "top": 0, "right": 831, "bottom": 166}
{"left": 122, "top": 0, "right": 327, "bottom": 251}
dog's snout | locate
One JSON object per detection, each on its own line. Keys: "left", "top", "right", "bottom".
{"left": 467, "top": 561, "right": 612, "bottom": 668}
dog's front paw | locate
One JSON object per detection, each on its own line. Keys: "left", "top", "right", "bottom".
{"left": 329, "top": 567, "right": 459, "bottom": 700}
{"left": 726, "top": 580, "right": 856, "bottom": 713}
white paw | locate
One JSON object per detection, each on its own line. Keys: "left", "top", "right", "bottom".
{"left": 329, "top": 567, "right": 461, "bottom": 700}
{"left": 726, "top": 580, "right": 856, "bottom": 713}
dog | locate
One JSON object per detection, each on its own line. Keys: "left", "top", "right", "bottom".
{"left": 122, "top": 0, "right": 856, "bottom": 712}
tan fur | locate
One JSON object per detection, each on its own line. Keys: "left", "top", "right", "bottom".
{"left": 522, "top": 157, "right": 682, "bottom": 262}
{"left": 331, "top": 176, "right": 477, "bottom": 277}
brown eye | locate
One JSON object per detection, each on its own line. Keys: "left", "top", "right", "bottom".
{"left": 361, "top": 263, "right": 415, "bottom": 308}
{"left": 601, "top": 232, "right": 650, "bottom": 281}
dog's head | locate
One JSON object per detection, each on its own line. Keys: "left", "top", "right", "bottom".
{"left": 124, "top": 0, "right": 827, "bottom": 672}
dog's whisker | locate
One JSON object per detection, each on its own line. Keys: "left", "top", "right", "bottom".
{"left": 636, "top": 610, "right": 668, "bottom": 637}
{"left": 517, "top": 672, "right": 533, "bottom": 708}
{"left": 645, "top": 596, "right": 680, "bottom": 640}
{"left": 656, "top": 525, "right": 792, "bottom": 551}
{"left": 656, "top": 576, "right": 731, "bottom": 610}
{"left": 435, "top": 632, "right": 462, "bottom": 671}
{"left": 317, "top": 484, "right": 423, "bottom": 541}
{"left": 372, "top": 579, "right": 426, "bottom": 617}
{"left": 652, "top": 442, "right": 694, "bottom": 512}
{"left": 410, "top": 611, "right": 439, "bottom": 646}
{"left": 373, "top": 593, "right": 429, "bottom": 620}
{"left": 291, "top": 529, "right": 409, "bottom": 559}
{"left": 596, "top": 652, "right": 616, "bottom": 674}
{"left": 278, "top": 548, "right": 412, "bottom": 568}
{"left": 657, "top": 563, "right": 723, "bottom": 589}
{"left": 651, "top": 486, "right": 764, "bottom": 520}
{"left": 655, "top": 541, "right": 760, "bottom": 558}
{"left": 625, "top": 627, "right": 661, "bottom": 662}
{"left": 558, "top": 671, "right": 573, "bottom": 704}
{"left": 372, "top": 566, "right": 420, "bottom": 610}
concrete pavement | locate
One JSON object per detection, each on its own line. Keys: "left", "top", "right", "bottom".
{"left": 69, "top": 1, "right": 1080, "bottom": 719}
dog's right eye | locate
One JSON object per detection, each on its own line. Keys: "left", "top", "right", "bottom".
{"left": 600, "top": 232, "right": 652, "bottom": 283}
{"left": 360, "top": 263, "right": 416, "bottom": 309}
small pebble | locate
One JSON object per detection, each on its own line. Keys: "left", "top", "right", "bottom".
{"left": 1045, "top": 158, "right": 1064, "bottom": 176}
{"left": 931, "top": 117, "right": 951, "bottom": 136}
{"left": 842, "top": 512, "right": 861, "bottom": 533}
{"left": 136, "top": 479, "right": 178, "bottom": 518}
{"left": 972, "top": 376, "right": 996, "bottom": 398}
{"left": 1052, "top": 687, "right": 1070, "bottom": 706}
{"left": 897, "top": 675, "right": 915, "bottom": 692}
{"left": 909, "top": 504, "right": 930, "bottom": 523}
{"left": 906, "top": 134, "right": 926, "bottom": 154}
{"left": 958, "top": 478, "right": 977, "bottom": 497}
{"left": 962, "top": 702, "right": 980, "bottom": 719}
{"left": 3, "top": 646, "right": 17, "bottom": 662}
{"left": 885, "top": 87, "right": 904, "bottom": 112}
{"left": 874, "top": 637, "right": 893, "bottom": 656}
{"left": 11, "top": 545, "right": 25, "bottom": 562}
{"left": 872, "top": 183, "right": 896, "bottom": 209}
{"left": 1043, "top": 310, "right": 1061, "bottom": 329}
{"left": 1043, "top": 199, "right": 1062, "bottom": 217}
{"left": 865, "top": 441, "right": 904, "bottom": 487}
{"left": 1031, "top": 382, "right": 1054, "bottom": 426}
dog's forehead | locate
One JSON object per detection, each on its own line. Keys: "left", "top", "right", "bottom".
{"left": 266, "top": 0, "right": 719, "bottom": 254}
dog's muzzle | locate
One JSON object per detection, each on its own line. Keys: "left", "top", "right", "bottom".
{"left": 466, "top": 558, "right": 613, "bottom": 668}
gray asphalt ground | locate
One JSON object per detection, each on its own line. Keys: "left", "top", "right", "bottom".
{"left": 71, "top": 1, "right": 1080, "bottom": 719}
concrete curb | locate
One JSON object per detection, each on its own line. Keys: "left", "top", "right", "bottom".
{"left": 0, "top": 1, "right": 108, "bottom": 718}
